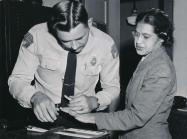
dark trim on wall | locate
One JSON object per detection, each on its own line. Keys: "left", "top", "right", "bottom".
{"left": 159, "top": 0, "right": 164, "bottom": 10}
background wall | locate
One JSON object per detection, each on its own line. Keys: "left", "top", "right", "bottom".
{"left": 120, "top": 0, "right": 159, "bottom": 47}
{"left": 42, "top": 0, "right": 61, "bottom": 7}
{"left": 173, "top": 0, "right": 187, "bottom": 97}
{"left": 108, "top": 0, "right": 120, "bottom": 48}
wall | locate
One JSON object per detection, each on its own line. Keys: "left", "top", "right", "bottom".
{"left": 42, "top": 0, "right": 61, "bottom": 7}
{"left": 108, "top": 0, "right": 120, "bottom": 48}
{"left": 173, "top": 0, "right": 187, "bottom": 97}
{"left": 120, "top": 0, "right": 159, "bottom": 46}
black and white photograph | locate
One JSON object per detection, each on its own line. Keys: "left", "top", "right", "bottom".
{"left": 0, "top": 0, "right": 186, "bottom": 139}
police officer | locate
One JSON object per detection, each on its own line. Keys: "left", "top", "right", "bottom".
{"left": 8, "top": 0, "right": 120, "bottom": 125}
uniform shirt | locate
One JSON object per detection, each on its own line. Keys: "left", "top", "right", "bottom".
{"left": 8, "top": 23, "right": 120, "bottom": 110}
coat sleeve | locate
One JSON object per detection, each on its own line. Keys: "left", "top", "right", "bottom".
{"left": 95, "top": 61, "right": 175, "bottom": 130}
{"left": 8, "top": 31, "right": 39, "bottom": 108}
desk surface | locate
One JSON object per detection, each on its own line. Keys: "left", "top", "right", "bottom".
{"left": 0, "top": 128, "right": 109, "bottom": 139}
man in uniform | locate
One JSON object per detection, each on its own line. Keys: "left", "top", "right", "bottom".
{"left": 8, "top": 0, "right": 120, "bottom": 126}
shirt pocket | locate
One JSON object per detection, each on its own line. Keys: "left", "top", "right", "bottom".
{"left": 81, "top": 64, "right": 102, "bottom": 76}
{"left": 40, "top": 57, "right": 61, "bottom": 71}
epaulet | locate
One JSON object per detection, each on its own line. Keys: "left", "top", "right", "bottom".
{"left": 22, "top": 23, "right": 47, "bottom": 48}
{"left": 22, "top": 32, "right": 33, "bottom": 48}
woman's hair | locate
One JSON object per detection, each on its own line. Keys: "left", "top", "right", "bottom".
{"left": 47, "top": 0, "right": 88, "bottom": 34}
{"left": 136, "top": 8, "right": 174, "bottom": 47}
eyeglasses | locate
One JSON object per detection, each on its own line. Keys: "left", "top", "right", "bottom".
{"left": 132, "top": 30, "right": 155, "bottom": 40}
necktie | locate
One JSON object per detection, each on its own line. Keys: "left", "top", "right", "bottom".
{"left": 61, "top": 52, "right": 77, "bottom": 107}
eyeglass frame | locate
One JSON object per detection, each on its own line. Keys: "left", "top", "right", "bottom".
{"left": 131, "top": 30, "right": 157, "bottom": 41}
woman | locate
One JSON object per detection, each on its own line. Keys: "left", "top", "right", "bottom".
{"left": 62, "top": 8, "right": 176, "bottom": 139}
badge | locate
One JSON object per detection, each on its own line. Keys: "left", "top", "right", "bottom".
{"left": 111, "top": 44, "right": 119, "bottom": 59}
{"left": 22, "top": 32, "right": 33, "bottom": 48}
{"left": 90, "top": 56, "right": 97, "bottom": 66}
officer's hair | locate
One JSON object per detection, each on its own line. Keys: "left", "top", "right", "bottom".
{"left": 47, "top": 0, "right": 88, "bottom": 34}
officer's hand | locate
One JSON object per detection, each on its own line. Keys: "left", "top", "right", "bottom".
{"left": 30, "top": 91, "right": 59, "bottom": 122}
{"left": 68, "top": 95, "right": 98, "bottom": 114}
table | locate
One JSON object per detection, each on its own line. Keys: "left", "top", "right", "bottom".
{"left": 0, "top": 109, "right": 111, "bottom": 139}
{"left": 0, "top": 127, "right": 110, "bottom": 139}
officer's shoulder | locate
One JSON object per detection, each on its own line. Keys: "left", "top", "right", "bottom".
{"left": 28, "top": 22, "right": 48, "bottom": 34}
{"left": 21, "top": 23, "right": 48, "bottom": 48}
{"left": 91, "top": 26, "right": 114, "bottom": 44}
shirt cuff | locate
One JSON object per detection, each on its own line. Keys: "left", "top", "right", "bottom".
{"left": 95, "top": 92, "right": 111, "bottom": 111}
{"left": 17, "top": 86, "right": 37, "bottom": 108}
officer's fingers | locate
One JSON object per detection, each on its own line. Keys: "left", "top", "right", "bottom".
{"left": 34, "top": 109, "right": 43, "bottom": 122}
{"left": 70, "top": 94, "right": 83, "bottom": 99}
{"left": 60, "top": 107, "right": 77, "bottom": 116}
{"left": 68, "top": 101, "right": 79, "bottom": 107}
{"left": 69, "top": 110, "right": 78, "bottom": 116}
{"left": 34, "top": 106, "right": 48, "bottom": 122}
{"left": 69, "top": 98, "right": 81, "bottom": 104}
{"left": 69, "top": 98, "right": 88, "bottom": 107}
{"left": 69, "top": 104, "right": 90, "bottom": 114}
{"left": 35, "top": 102, "right": 53, "bottom": 122}
{"left": 70, "top": 95, "right": 86, "bottom": 104}
{"left": 46, "top": 104, "right": 58, "bottom": 121}
{"left": 69, "top": 100, "right": 88, "bottom": 108}
{"left": 42, "top": 101, "right": 59, "bottom": 122}
{"left": 68, "top": 105, "right": 84, "bottom": 111}
{"left": 41, "top": 106, "right": 55, "bottom": 122}
{"left": 74, "top": 107, "right": 89, "bottom": 114}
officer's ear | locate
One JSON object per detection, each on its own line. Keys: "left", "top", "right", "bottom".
{"left": 88, "top": 18, "right": 93, "bottom": 28}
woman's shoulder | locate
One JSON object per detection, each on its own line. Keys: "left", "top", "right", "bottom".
{"left": 148, "top": 52, "right": 175, "bottom": 78}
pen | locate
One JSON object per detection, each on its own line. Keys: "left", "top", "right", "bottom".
{"left": 26, "top": 125, "right": 48, "bottom": 133}
{"left": 64, "top": 95, "right": 72, "bottom": 101}
{"left": 55, "top": 95, "right": 72, "bottom": 110}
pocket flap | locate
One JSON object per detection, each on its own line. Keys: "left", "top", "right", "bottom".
{"left": 40, "top": 57, "right": 60, "bottom": 70}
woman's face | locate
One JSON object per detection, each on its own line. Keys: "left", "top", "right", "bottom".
{"left": 132, "top": 22, "right": 162, "bottom": 56}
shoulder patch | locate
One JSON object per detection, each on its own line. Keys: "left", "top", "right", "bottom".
{"left": 22, "top": 32, "right": 33, "bottom": 48}
{"left": 111, "top": 44, "right": 119, "bottom": 59}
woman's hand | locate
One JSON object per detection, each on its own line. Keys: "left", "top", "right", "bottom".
{"left": 60, "top": 107, "right": 96, "bottom": 124}
{"left": 75, "top": 113, "right": 96, "bottom": 124}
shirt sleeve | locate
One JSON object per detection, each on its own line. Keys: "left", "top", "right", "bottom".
{"left": 8, "top": 31, "right": 39, "bottom": 108}
{"left": 95, "top": 62, "right": 176, "bottom": 130}
{"left": 95, "top": 42, "right": 120, "bottom": 111}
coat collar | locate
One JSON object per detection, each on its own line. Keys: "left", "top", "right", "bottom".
{"left": 139, "top": 46, "right": 167, "bottom": 67}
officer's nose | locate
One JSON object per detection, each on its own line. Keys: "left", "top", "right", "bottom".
{"left": 71, "top": 41, "right": 78, "bottom": 49}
